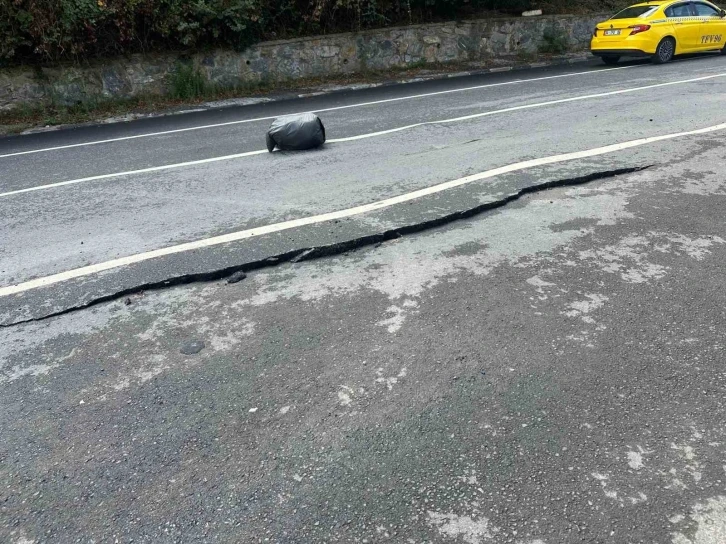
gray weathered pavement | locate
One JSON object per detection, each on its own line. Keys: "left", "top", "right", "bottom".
{"left": 2, "top": 55, "right": 726, "bottom": 543}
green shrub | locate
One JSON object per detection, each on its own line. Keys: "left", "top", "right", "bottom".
{"left": 539, "top": 26, "right": 570, "bottom": 54}
{"left": 169, "top": 63, "right": 209, "bottom": 100}
{"left": 0, "top": 0, "right": 264, "bottom": 63}
{"left": 3, "top": 0, "right": 614, "bottom": 65}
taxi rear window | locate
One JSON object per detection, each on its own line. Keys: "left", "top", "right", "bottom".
{"left": 610, "top": 6, "right": 659, "bottom": 19}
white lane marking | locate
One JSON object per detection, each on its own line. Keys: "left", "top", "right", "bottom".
{"left": 0, "top": 150, "right": 267, "bottom": 198}
{"left": 2, "top": 70, "right": 723, "bottom": 199}
{"left": 330, "top": 71, "right": 726, "bottom": 142}
{"left": 2, "top": 120, "right": 726, "bottom": 298}
{"left": 0, "top": 66, "right": 636, "bottom": 159}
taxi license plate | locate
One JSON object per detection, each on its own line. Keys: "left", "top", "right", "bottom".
{"left": 604, "top": 30, "right": 621, "bottom": 36}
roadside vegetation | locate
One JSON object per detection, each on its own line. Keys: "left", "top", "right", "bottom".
{"left": 538, "top": 26, "right": 571, "bottom": 54}
{"left": 0, "top": 0, "right": 620, "bottom": 133}
{"left": 0, "top": 54, "right": 579, "bottom": 134}
{"left": 1, "top": 0, "right": 620, "bottom": 65}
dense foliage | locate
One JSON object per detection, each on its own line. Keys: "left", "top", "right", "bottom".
{"left": 0, "top": 0, "right": 615, "bottom": 63}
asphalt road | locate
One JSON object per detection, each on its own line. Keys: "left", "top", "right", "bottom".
{"left": 4, "top": 56, "right": 726, "bottom": 323}
{"left": 2, "top": 54, "right": 726, "bottom": 543}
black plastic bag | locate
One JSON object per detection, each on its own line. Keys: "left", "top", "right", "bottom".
{"left": 266, "top": 113, "right": 326, "bottom": 152}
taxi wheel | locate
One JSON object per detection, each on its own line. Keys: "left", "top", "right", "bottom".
{"left": 652, "top": 37, "right": 676, "bottom": 64}
{"left": 602, "top": 55, "right": 620, "bottom": 65}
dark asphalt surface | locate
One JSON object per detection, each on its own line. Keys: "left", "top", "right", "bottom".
{"left": 0, "top": 57, "right": 717, "bottom": 187}
{"left": 2, "top": 53, "right": 726, "bottom": 543}
{"left": 2, "top": 54, "right": 726, "bottom": 324}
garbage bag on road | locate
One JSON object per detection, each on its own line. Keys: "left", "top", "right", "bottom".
{"left": 266, "top": 113, "right": 326, "bottom": 152}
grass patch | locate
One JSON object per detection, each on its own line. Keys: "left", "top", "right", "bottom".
{"left": 395, "top": 58, "right": 429, "bottom": 71}
{"left": 516, "top": 50, "right": 537, "bottom": 63}
{"left": 169, "top": 63, "right": 210, "bottom": 100}
{"left": 539, "top": 27, "right": 570, "bottom": 54}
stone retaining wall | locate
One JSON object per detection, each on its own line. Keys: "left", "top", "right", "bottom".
{"left": 0, "top": 14, "right": 605, "bottom": 111}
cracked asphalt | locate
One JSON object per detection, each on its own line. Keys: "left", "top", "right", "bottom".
{"left": 2, "top": 54, "right": 726, "bottom": 543}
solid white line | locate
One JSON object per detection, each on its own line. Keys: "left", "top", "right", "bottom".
{"left": 329, "top": 71, "right": 726, "bottom": 142}
{"left": 0, "top": 150, "right": 268, "bottom": 198}
{"left": 0, "top": 66, "right": 636, "bottom": 159}
{"left": 2, "top": 120, "right": 725, "bottom": 298}
{"left": 2, "top": 70, "right": 723, "bottom": 199}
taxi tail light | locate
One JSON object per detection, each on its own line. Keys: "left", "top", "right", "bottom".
{"left": 629, "top": 24, "right": 651, "bottom": 35}
{"left": 593, "top": 27, "right": 598, "bottom": 37}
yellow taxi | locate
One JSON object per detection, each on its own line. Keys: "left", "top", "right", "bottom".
{"left": 591, "top": 0, "right": 726, "bottom": 64}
